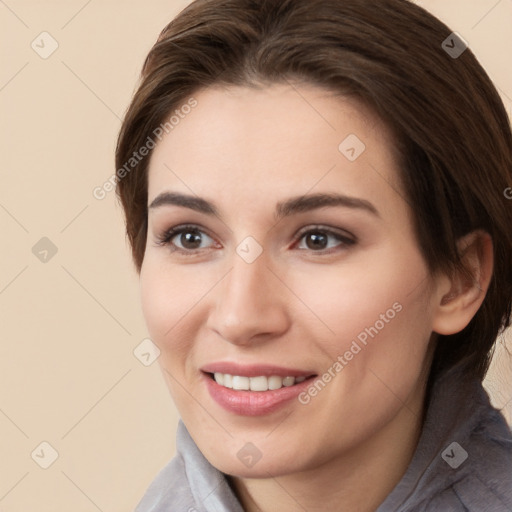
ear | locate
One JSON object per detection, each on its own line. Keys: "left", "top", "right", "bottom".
{"left": 431, "top": 230, "right": 493, "bottom": 335}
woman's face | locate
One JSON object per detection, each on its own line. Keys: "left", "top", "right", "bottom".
{"left": 140, "top": 83, "right": 441, "bottom": 477}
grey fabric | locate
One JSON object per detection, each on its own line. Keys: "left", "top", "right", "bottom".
{"left": 134, "top": 422, "right": 243, "bottom": 512}
{"left": 376, "top": 359, "right": 512, "bottom": 512}
{"left": 135, "top": 359, "right": 512, "bottom": 511}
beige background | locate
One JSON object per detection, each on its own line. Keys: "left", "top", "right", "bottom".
{"left": 1, "top": 0, "right": 511, "bottom": 510}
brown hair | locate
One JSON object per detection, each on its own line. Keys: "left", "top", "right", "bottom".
{"left": 115, "top": 0, "right": 512, "bottom": 384}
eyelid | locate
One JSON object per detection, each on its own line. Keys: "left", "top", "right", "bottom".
{"left": 293, "top": 224, "right": 356, "bottom": 243}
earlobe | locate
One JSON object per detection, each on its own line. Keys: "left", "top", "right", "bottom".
{"left": 432, "top": 230, "right": 493, "bottom": 336}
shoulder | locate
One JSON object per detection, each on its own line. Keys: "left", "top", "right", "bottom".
{"left": 426, "top": 387, "right": 512, "bottom": 512}
{"left": 459, "top": 398, "right": 512, "bottom": 509}
{"left": 425, "top": 473, "right": 512, "bottom": 512}
{"left": 380, "top": 361, "right": 512, "bottom": 512}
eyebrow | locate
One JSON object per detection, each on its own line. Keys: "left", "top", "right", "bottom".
{"left": 148, "top": 191, "right": 380, "bottom": 220}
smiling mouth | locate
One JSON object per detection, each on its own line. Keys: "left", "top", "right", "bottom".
{"left": 206, "top": 372, "right": 317, "bottom": 391}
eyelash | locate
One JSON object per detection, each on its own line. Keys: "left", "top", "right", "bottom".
{"left": 155, "top": 223, "right": 356, "bottom": 255}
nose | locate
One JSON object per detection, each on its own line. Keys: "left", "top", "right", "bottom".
{"left": 206, "top": 251, "right": 290, "bottom": 346}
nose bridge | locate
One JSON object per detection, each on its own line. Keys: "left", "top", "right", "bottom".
{"left": 207, "top": 248, "right": 288, "bottom": 344}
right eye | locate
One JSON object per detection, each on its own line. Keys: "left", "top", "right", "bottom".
{"left": 156, "top": 224, "right": 218, "bottom": 254}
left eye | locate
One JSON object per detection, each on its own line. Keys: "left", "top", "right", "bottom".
{"left": 295, "top": 228, "right": 355, "bottom": 251}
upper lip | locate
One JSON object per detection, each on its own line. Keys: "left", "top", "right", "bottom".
{"left": 201, "top": 362, "right": 316, "bottom": 378}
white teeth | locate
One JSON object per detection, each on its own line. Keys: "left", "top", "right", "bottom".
{"left": 212, "top": 373, "right": 309, "bottom": 391}
{"left": 232, "top": 376, "right": 250, "bottom": 390}
{"left": 282, "top": 376, "right": 295, "bottom": 387}
{"left": 223, "top": 374, "right": 233, "bottom": 388}
{"left": 249, "top": 376, "right": 268, "bottom": 391}
{"left": 268, "top": 375, "right": 283, "bottom": 390}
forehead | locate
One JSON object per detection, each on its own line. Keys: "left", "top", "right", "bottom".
{"left": 146, "top": 83, "right": 404, "bottom": 217}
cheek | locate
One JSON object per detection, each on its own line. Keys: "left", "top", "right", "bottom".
{"left": 139, "top": 260, "right": 208, "bottom": 409}
{"left": 140, "top": 262, "right": 170, "bottom": 339}
{"left": 321, "top": 259, "right": 433, "bottom": 409}
{"left": 289, "top": 246, "right": 435, "bottom": 412}
{"left": 290, "top": 248, "right": 430, "bottom": 351}
{"left": 139, "top": 259, "right": 199, "bottom": 354}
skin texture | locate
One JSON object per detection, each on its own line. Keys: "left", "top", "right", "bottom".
{"left": 140, "top": 83, "right": 493, "bottom": 512}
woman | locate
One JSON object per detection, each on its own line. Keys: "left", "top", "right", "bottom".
{"left": 115, "top": 0, "right": 512, "bottom": 510}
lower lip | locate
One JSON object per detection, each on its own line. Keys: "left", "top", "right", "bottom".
{"left": 203, "top": 373, "right": 315, "bottom": 416}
